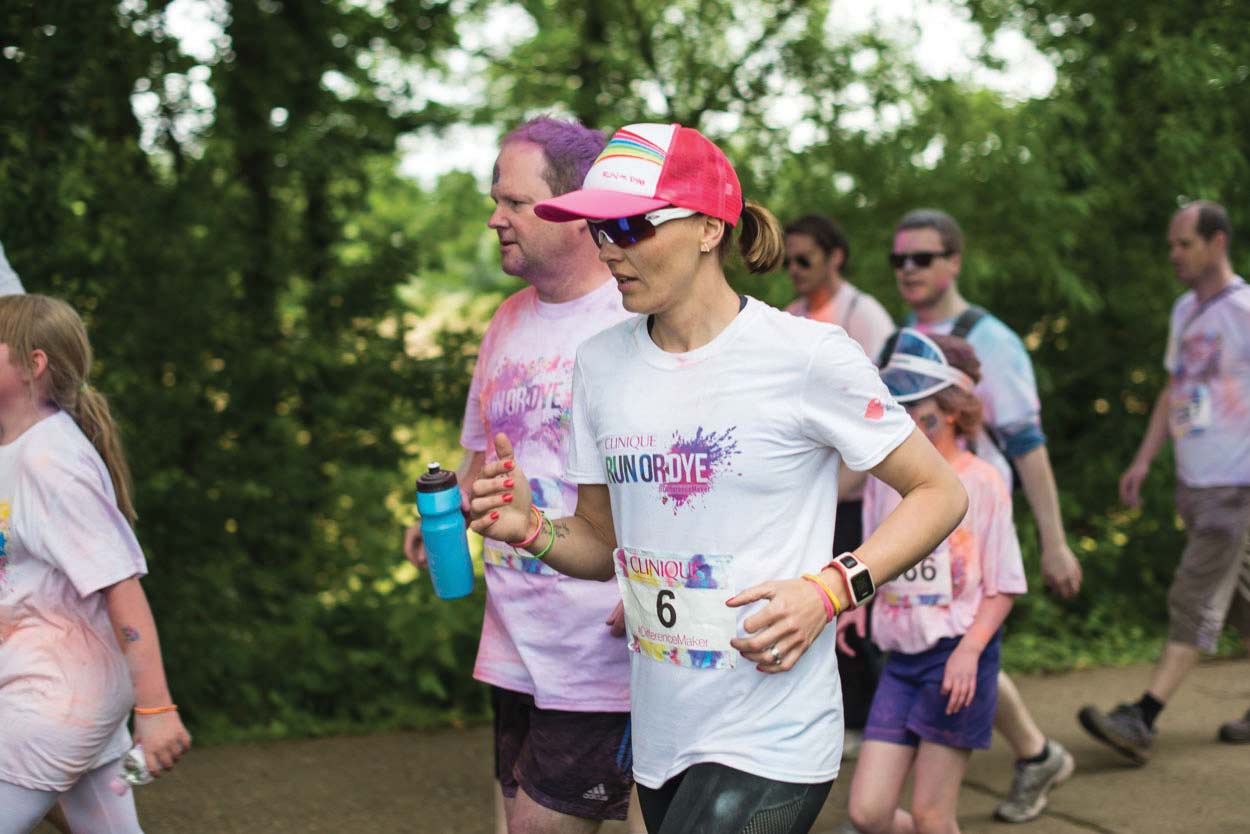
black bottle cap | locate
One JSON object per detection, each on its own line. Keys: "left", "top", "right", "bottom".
{"left": 417, "top": 462, "right": 458, "bottom": 493}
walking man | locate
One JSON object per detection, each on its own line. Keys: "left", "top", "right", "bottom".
{"left": 405, "top": 118, "right": 638, "bottom": 832}
{"left": 1079, "top": 200, "right": 1250, "bottom": 762}
{"left": 881, "top": 209, "right": 1082, "bottom": 823}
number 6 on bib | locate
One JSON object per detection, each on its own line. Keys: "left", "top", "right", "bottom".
{"left": 614, "top": 547, "right": 738, "bottom": 670}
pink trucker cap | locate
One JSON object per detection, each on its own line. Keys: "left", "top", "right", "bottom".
{"left": 534, "top": 123, "right": 743, "bottom": 226}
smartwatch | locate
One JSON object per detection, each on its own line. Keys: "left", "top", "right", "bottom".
{"left": 828, "top": 552, "right": 875, "bottom": 609}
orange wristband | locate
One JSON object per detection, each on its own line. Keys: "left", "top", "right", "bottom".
{"left": 134, "top": 704, "right": 178, "bottom": 715}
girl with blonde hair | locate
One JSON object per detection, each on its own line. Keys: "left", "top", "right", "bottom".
{"left": 0, "top": 294, "right": 190, "bottom": 834}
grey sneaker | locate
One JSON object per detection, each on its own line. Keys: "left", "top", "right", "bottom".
{"left": 994, "top": 739, "right": 1076, "bottom": 823}
{"left": 1078, "top": 703, "right": 1154, "bottom": 764}
{"left": 1218, "top": 708, "right": 1250, "bottom": 743}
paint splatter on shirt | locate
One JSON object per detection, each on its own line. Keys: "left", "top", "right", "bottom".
{"left": 460, "top": 279, "right": 633, "bottom": 712}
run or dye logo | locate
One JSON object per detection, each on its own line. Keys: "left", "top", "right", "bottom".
{"left": 0, "top": 500, "right": 10, "bottom": 594}
{"left": 614, "top": 547, "right": 737, "bottom": 670}
{"left": 602, "top": 426, "right": 741, "bottom": 513}
{"left": 480, "top": 356, "right": 573, "bottom": 460}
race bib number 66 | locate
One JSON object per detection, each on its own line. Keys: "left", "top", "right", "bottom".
{"left": 614, "top": 547, "right": 737, "bottom": 670}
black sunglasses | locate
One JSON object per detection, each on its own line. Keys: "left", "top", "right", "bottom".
{"left": 889, "top": 250, "right": 952, "bottom": 269}
{"left": 587, "top": 207, "right": 696, "bottom": 249}
{"left": 785, "top": 254, "right": 814, "bottom": 270}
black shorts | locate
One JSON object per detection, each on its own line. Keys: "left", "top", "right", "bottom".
{"left": 637, "top": 762, "right": 832, "bottom": 834}
{"left": 492, "top": 686, "right": 634, "bottom": 821}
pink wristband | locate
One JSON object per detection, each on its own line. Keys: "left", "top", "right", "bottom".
{"left": 802, "top": 576, "right": 835, "bottom": 623}
{"left": 513, "top": 506, "right": 545, "bottom": 549}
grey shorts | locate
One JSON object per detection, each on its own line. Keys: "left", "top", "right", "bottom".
{"left": 1168, "top": 484, "right": 1250, "bottom": 651}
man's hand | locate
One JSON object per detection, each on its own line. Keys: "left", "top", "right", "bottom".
{"left": 1119, "top": 459, "right": 1151, "bottom": 508}
{"left": 605, "top": 600, "right": 627, "bottom": 638}
{"left": 1041, "top": 541, "right": 1082, "bottom": 598}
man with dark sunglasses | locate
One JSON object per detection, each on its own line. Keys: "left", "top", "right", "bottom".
{"left": 874, "top": 208, "right": 1083, "bottom": 823}
{"left": 783, "top": 214, "right": 894, "bottom": 362}
{"left": 782, "top": 214, "right": 895, "bottom": 761}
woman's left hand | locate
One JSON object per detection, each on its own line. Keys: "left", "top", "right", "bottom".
{"left": 728, "top": 578, "right": 828, "bottom": 674}
{"left": 941, "top": 641, "right": 982, "bottom": 714}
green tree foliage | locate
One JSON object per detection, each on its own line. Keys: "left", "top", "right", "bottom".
{"left": 1, "top": 0, "right": 496, "bottom": 739}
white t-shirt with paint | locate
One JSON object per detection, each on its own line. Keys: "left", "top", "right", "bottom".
{"left": 461, "top": 278, "right": 634, "bottom": 711}
{"left": 566, "top": 298, "right": 914, "bottom": 788}
{"left": 785, "top": 280, "right": 895, "bottom": 362}
{"left": 865, "top": 451, "right": 1027, "bottom": 655}
{"left": 1164, "top": 278, "right": 1250, "bottom": 487}
{"left": 0, "top": 412, "right": 147, "bottom": 792}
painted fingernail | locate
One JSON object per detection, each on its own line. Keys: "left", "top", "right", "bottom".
{"left": 502, "top": 493, "right": 514, "bottom": 503}
{"left": 503, "top": 461, "right": 514, "bottom": 471}
{"left": 504, "top": 478, "right": 514, "bottom": 488}
{"left": 490, "top": 511, "right": 499, "bottom": 520}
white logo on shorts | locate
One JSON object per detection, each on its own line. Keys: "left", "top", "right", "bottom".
{"left": 582, "top": 783, "right": 609, "bottom": 801}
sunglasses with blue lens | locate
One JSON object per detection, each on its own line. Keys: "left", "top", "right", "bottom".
{"left": 588, "top": 207, "right": 698, "bottom": 248}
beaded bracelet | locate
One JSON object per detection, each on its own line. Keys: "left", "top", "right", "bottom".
{"left": 801, "top": 573, "right": 843, "bottom": 620}
{"left": 134, "top": 704, "right": 179, "bottom": 715}
{"left": 511, "top": 505, "right": 545, "bottom": 553}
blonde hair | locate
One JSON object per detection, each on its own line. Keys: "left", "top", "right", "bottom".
{"left": 0, "top": 294, "right": 136, "bottom": 525}
{"left": 717, "top": 200, "right": 786, "bottom": 274}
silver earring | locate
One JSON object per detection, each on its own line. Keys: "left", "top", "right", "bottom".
{"left": 700, "top": 244, "right": 710, "bottom": 253}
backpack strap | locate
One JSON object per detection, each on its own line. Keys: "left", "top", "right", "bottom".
{"left": 878, "top": 305, "right": 988, "bottom": 367}
{"left": 951, "top": 305, "right": 987, "bottom": 340}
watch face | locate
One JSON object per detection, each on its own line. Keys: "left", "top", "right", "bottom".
{"left": 839, "top": 554, "right": 859, "bottom": 569}
{"left": 851, "top": 572, "right": 874, "bottom": 600}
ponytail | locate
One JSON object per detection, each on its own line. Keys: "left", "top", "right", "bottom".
{"left": 74, "top": 385, "right": 137, "bottom": 526}
{"left": 0, "top": 294, "right": 137, "bottom": 526}
{"left": 717, "top": 200, "right": 786, "bottom": 274}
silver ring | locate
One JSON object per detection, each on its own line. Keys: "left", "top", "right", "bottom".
{"left": 769, "top": 645, "right": 781, "bottom": 665}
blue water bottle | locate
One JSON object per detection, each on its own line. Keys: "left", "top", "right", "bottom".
{"left": 416, "top": 463, "right": 475, "bottom": 599}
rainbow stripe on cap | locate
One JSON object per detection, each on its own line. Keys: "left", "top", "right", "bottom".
{"left": 594, "top": 128, "right": 667, "bottom": 167}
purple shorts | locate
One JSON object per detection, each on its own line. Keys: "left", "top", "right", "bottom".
{"left": 492, "top": 686, "right": 633, "bottom": 821}
{"left": 863, "top": 632, "right": 1001, "bottom": 751}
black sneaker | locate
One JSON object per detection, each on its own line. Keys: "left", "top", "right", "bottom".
{"left": 1218, "top": 708, "right": 1250, "bottom": 743}
{"left": 1078, "top": 703, "right": 1154, "bottom": 765}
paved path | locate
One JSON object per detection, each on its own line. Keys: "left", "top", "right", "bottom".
{"left": 35, "top": 658, "right": 1248, "bottom": 833}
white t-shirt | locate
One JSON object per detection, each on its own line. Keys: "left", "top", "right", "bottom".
{"left": 0, "top": 412, "right": 147, "bottom": 792}
{"left": 0, "top": 241, "right": 24, "bottom": 295}
{"left": 461, "top": 279, "right": 634, "bottom": 711}
{"left": 1164, "top": 277, "right": 1250, "bottom": 487}
{"left": 566, "top": 298, "right": 914, "bottom": 788}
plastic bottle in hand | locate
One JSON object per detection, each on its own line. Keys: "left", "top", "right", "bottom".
{"left": 110, "top": 745, "right": 154, "bottom": 796}
{"left": 416, "top": 462, "right": 474, "bottom": 599}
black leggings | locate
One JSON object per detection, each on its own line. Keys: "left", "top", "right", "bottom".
{"left": 637, "top": 763, "right": 832, "bottom": 834}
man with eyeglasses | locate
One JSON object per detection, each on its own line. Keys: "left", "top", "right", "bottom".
{"left": 1079, "top": 201, "right": 1250, "bottom": 763}
{"left": 404, "top": 117, "right": 641, "bottom": 832}
{"left": 873, "top": 208, "right": 1082, "bottom": 823}
{"left": 782, "top": 214, "right": 895, "bottom": 759}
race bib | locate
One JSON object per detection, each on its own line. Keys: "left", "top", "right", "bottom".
{"left": 614, "top": 547, "right": 737, "bottom": 670}
{"left": 880, "top": 543, "right": 953, "bottom": 607}
{"left": 1170, "top": 384, "right": 1213, "bottom": 438}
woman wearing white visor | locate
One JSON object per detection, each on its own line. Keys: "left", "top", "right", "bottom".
{"left": 467, "top": 123, "right": 968, "bottom": 834}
